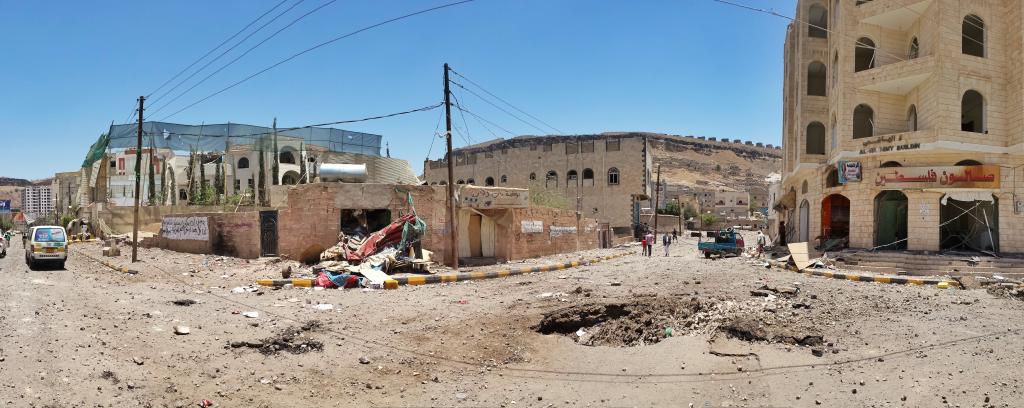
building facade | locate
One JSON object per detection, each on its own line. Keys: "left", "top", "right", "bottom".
{"left": 422, "top": 133, "right": 653, "bottom": 235}
{"left": 779, "top": 0, "right": 1024, "bottom": 253}
{"left": 21, "top": 185, "right": 52, "bottom": 220}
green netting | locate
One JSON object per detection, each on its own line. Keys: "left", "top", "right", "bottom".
{"left": 81, "top": 132, "right": 110, "bottom": 168}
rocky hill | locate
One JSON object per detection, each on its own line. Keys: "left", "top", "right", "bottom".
{"left": 645, "top": 134, "right": 782, "bottom": 192}
{"left": 0, "top": 177, "right": 32, "bottom": 187}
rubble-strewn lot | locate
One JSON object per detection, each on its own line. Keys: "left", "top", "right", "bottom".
{"left": 1, "top": 235, "right": 1023, "bottom": 407}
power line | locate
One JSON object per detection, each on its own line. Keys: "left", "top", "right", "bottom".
{"left": 150, "top": 0, "right": 336, "bottom": 117}
{"left": 145, "top": 0, "right": 290, "bottom": 99}
{"left": 147, "top": 0, "right": 309, "bottom": 109}
{"left": 449, "top": 68, "right": 564, "bottom": 134}
{"left": 159, "top": 0, "right": 478, "bottom": 121}
{"left": 449, "top": 91, "right": 477, "bottom": 145}
{"left": 453, "top": 104, "right": 516, "bottom": 136}
{"left": 449, "top": 80, "right": 549, "bottom": 135}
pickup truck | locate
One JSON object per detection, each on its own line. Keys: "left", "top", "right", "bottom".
{"left": 697, "top": 229, "right": 745, "bottom": 258}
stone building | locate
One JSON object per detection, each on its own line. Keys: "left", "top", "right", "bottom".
{"left": 51, "top": 171, "right": 81, "bottom": 217}
{"left": 779, "top": 0, "right": 1024, "bottom": 253}
{"left": 422, "top": 133, "right": 654, "bottom": 236}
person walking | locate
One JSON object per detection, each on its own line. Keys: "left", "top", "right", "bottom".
{"left": 644, "top": 230, "right": 655, "bottom": 257}
{"left": 662, "top": 233, "right": 671, "bottom": 256}
{"left": 755, "top": 229, "right": 767, "bottom": 259}
{"left": 640, "top": 236, "right": 647, "bottom": 256}
{"left": 672, "top": 228, "right": 678, "bottom": 242}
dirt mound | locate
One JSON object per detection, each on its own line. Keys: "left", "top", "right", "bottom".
{"left": 535, "top": 296, "right": 824, "bottom": 348}
{"left": 986, "top": 284, "right": 1024, "bottom": 301}
{"left": 230, "top": 321, "right": 325, "bottom": 355}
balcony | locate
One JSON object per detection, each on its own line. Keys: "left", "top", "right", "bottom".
{"left": 854, "top": 55, "right": 934, "bottom": 95}
{"left": 857, "top": 0, "right": 932, "bottom": 31}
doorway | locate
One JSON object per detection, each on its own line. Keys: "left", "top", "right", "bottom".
{"left": 798, "top": 200, "right": 810, "bottom": 242}
{"left": 259, "top": 210, "right": 278, "bottom": 257}
{"left": 820, "top": 194, "right": 850, "bottom": 239}
{"left": 874, "top": 191, "right": 908, "bottom": 250}
{"left": 940, "top": 196, "right": 998, "bottom": 252}
{"left": 458, "top": 210, "right": 496, "bottom": 259}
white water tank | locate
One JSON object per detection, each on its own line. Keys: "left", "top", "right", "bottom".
{"left": 319, "top": 163, "right": 368, "bottom": 183}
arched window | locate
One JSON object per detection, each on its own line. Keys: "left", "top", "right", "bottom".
{"left": 545, "top": 171, "right": 558, "bottom": 188}
{"left": 279, "top": 151, "right": 296, "bottom": 164}
{"left": 439, "top": 180, "right": 447, "bottom": 185}
{"left": 808, "top": 4, "right": 828, "bottom": 38}
{"left": 607, "top": 168, "right": 620, "bottom": 185}
{"left": 855, "top": 37, "right": 876, "bottom": 72}
{"left": 880, "top": 161, "right": 902, "bottom": 168}
{"left": 500, "top": 175, "right": 508, "bottom": 184}
{"left": 238, "top": 157, "right": 250, "bottom": 169}
{"left": 961, "top": 90, "right": 985, "bottom": 133}
{"left": 830, "top": 114, "right": 838, "bottom": 150}
{"left": 956, "top": 159, "right": 983, "bottom": 166}
{"left": 582, "top": 168, "right": 594, "bottom": 186}
{"left": 466, "top": 178, "right": 475, "bottom": 185}
{"left": 529, "top": 172, "right": 537, "bottom": 181}
{"left": 831, "top": 52, "right": 839, "bottom": 89}
{"left": 457, "top": 179, "right": 465, "bottom": 185}
{"left": 806, "top": 122, "right": 826, "bottom": 154}
{"left": 853, "top": 104, "right": 874, "bottom": 139}
{"left": 567, "top": 170, "right": 578, "bottom": 187}
{"left": 908, "top": 37, "right": 920, "bottom": 59}
{"left": 907, "top": 105, "right": 918, "bottom": 131}
{"left": 963, "top": 14, "right": 985, "bottom": 57}
{"left": 807, "top": 61, "right": 827, "bottom": 96}
{"left": 485, "top": 176, "right": 495, "bottom": 186}
{"left": 801, "top": 180, "right": 809, "bottom": 194}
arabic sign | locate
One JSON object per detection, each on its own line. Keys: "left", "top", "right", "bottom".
{"left": 838, "top": 161, "right": 862, "bottom": 184}
{"left": 161, "top": 216, "right": 209, "bottom": 241}
{"left": 858, "top": 134, "right": 922, "bottom": 155}
{"left": 874, "top": 165, "right": 999, "bottom": 189}
{"left": 549, "top": 226, "right": 577, "bottom": 237}
{"left": 521, "top": 220, "right": 543, "bottom": 233}
{"left": 460, "top": 186, "right": 528, "bottom": 209}
{"left": 0, "top": 200, "right": 9, "bottom": 214}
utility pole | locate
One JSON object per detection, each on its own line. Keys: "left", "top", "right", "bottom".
{"left": 653, "top": 164, "right": 661, "bottom": 236}
{"left": 444, "top": 63, "right": 459, "bottom": 270}
{"left": 131, "top": 96, "right": 144, "bottom": 263}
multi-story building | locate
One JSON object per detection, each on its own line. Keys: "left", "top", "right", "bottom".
{"left": 21, "top": 185, "right": 52, "bottom": 219}
{"left": 51, "top": 171, "right": 81, "bottom": 216}
{"left": 779, "top": 0, "right": 1024, "bottom": 253}
{"left": 422, "top": 133, "right": 653, "bottom": 235}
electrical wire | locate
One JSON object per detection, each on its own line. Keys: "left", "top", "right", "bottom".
{"left": 158, "top": 0, "right": 477, "bottom": 121}
{"left": 449, "top": 68, "right": 564, "bottom": 135}
{"left": 453, "top": 104, "right": 516, "bottom": 136}
{"left": 150, "top": 0, "right": 335, "bottom": 117}
{"left": 145, "top": 0, "right": 291, "bottom": 99}
{"left": 449, "top": 80, "right": 549, "bottom": 135}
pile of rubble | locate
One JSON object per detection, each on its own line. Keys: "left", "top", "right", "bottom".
{"left": 313, "top": 213, "right": 432, "bottom": 289}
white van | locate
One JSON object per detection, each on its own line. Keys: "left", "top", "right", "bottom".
{"left": 25, "top": 226, "right": 68, "bottom": 269}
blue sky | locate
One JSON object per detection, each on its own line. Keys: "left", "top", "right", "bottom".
{"left": 0, "top": 0, "right": 794, "bottom": 180}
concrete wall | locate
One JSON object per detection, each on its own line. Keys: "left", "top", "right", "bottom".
{"left": 94, "top": 204, "right": 242, "bottom": 234}
{"left": 506, "top": 207, "right": 599, "bottom": 260}
{"left": 142, "top": 211, "right": 260, "bottom": 259}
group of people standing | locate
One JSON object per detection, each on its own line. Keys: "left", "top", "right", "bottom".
{"left": 639, "top": 226, "right": 678, "bottom": 257}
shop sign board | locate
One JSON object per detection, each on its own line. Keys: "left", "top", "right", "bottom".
{"left": 838, "top": 161, "right": 862, "bottom": 184}
{"left": 873, "top": 165, "right": 999, "bottom": 189}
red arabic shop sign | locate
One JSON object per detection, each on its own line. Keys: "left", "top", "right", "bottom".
{"left": 874, "top": 165, "right": 999, "bottom": 189}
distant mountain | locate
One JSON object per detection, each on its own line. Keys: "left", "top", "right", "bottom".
{"left": 0, "top": 177, "right": 32, "bottom": 187}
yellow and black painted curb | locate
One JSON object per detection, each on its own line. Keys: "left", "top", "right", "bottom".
{"left": 766, "top": 260, "right": 959, "bottom": 289}
{"left": 257, "top": 251, "right": 633, "bottom": 289}
{"left": 71, "top": 248, "right": 139, "bottom": 274}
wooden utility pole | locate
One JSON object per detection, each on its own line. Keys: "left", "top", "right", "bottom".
{"left": 131, "top": 96, "right": 145, "bottom": 263}
{"left": 443, "top": 63, "right": 459, "bottom": 270}
{"left": 653, "top": 164, "right": 661, "bottom": 235}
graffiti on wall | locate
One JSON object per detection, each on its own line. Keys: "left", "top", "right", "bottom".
{"left": 461, "top": 186, "right": 529, "bottom": 209}
{"left": 549, "top": 225, "right": 577, "bottom": 237}
{"left": 521, "top": 220, "right": 544, "bottom": 233}
{"left": 162, "top": 216, "right": 209, "bottom": 241}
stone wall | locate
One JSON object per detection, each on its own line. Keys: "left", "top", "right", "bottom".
{"left": 506, "top": 207, "right": 599, "bottom": 260}
{"left": 142, "top": 212, "right": 260, "bottom": 259}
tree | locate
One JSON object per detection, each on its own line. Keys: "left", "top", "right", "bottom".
{"left": 700, "top": 213, "right": 718, "bottom": 229}
{"left": 257, "top": 144, "right": 267, "bottom": 207}
{"left": 213, "top": 158, "right": 223, "bottom": 205}
{"left": 659, "top": 201, "right": 681, "bottom": 216}
{"left": 683, "top": 203, "right": 698, "bottom": 220}
{"left": 298, "top": 143, "right": 307, "bottom": 184}
{"left": 169, "top": 165, "right": 177, "bottom": 205}
{"left": 160, "top": 157, "right": 169, "bottom": 205}
{"left": 199, "top": 155, "right": 208, "bottom": 204}
{"left": 147, "top": 149, "right": 156, "bottom": 205}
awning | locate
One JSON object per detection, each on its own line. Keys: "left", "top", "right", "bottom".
{"left": 925, "top": 189, "right": 996, "bottom": 205}
{"left": 774, "top": 190, "right": 796, "bottom": 211}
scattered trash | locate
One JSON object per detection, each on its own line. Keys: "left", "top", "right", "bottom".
{"left": 173, "top": 326, "right": 190, "bottom": 335}
{"left": 231, "top": 286, "right": 258, "bottom": 294}
{"left": 664, "top": 327, "right": 674, "bottom": 337}
{"left": 241, "top": 311, "right": 259, "bottom": 318}
{"left": 609, "top": 281, "right": 623, "bottom": 286}
{"left": 313, "top": 304, "right": 335, "bottom": 311}
{"left": 199, "top": 399, "right": 213, "bottom": 407}
{"left": 170, "top": 299, "right": 197, "bottom": 306}
{"left": 575, "top": 328, "right": 587, "bottom": 338}
{"left": 455, "top": 300, "right": 469, "bottom": 305}
{"left": 359, "top": 356, "right": 371, "bottom": 364}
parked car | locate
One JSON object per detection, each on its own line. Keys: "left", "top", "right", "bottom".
{"left": 697, "top": 228, "right": 745, "bottom": 258}
{"left": 25, "top": 226, "right": 68, "bottom": 269}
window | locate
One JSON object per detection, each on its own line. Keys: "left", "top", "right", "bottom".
{"left": 606, "top": 139, "right": 620, "bottom": 152}
{"left": 543, "top": 144, "right": 553, "bottom": 152}
{"left": 961, "top": 90, "right": 985, "bottom": 133}
{"left": 582, "top": 168, "right": 594, "bottom": 186}
{"left": 279, "top": 151, "right": 295, "bottom": 164}
{"left": 500, "top": 175, "right": 508, "bottom": 184}
{"left": 529, "top": 172, "right": 537, "bottom": 181}
{"left": 179, "top": 189, "right": 187, "bottom": 200}
{"left": 566, "top": 141, "right": 578, "bottom": 154}
{"left": 853, "top": 104, "right": 874, "bottom": 139}
{"left": 855, "top": 37, "right": 876, "bottom": 72}
{"left": 581, "top": 141, "right": 594, "bottom": 153}
{"left": 806, "top": 122, "right": 826, "bottom": 154}
{"left": 234, "top": 179, "right": 240, "bottom": 192}
{"left": 457, "top": 179, "right": 465, "bottom": 185}
{"left": 808, "top": 4, "right": 828, "bottom": 38}
{"left": 545, "top": 171, "right": 558, "bottom": 188}
{"left": 909, "top": 37, "right": 920, "bottom": 59}
{"left": 807, "top": 61, "right": 827, "bottom": 96}
{"left": 468, "top": 154, "right": 477, "bottom": 165}
{"left": 963, "top": 14, "right": 985, "bottom": 58}
{"left": 607, "top": 168, "right": 620, "bottom": 185}
{"left": 907, "top": 105, "right": 918, "bottom": 131}
{"left": 109, "top": 160, "right": 116, "bottom": 168}
{"left": 880, "top": 161, "right": 902, "bottom": 168}
{"left": 567, "top": 170, "right": 578, "bottom": 187}
{"left": 439, "top": 181, "right": 447, "bottom": 185}
{"left": 484, "top": 152, "right": 494, "bottom": 159}
{"left": 466, "top": 178, "right": 475, "bottom": 185}
{"left": 485, "top": 177, "right": 495, "bottom": 186}
{"left": 956, "top": 159, "right": 983, "bottom": 166}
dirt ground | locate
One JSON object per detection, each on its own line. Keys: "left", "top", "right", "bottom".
{"left": 1, "top": 232, "right": 1022, "bottom": 407}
